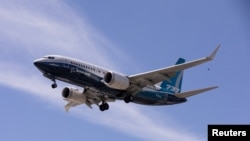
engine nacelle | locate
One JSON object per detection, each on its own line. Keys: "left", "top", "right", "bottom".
{"left": 62, "top": 87, "right": 86, "bottom": 104}
{"left": 103, "top": 71, "right": 130, "bottom": 90}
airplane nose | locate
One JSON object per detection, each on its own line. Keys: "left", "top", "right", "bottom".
{"left": 33, "top": 60, "right": 41, "bottom": 68}
{"left": 33, "top": 60, "right": 38, "bottom": 66}
{"left": 33, "top": 58, "right": 46, "bottom": 70}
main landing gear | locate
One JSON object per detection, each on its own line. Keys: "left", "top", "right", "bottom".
{"left": 124, "top": 95, "right": 134, "bottom": 103}
{"left": 99, "top": 95, "right": 134, "bottom": 111}
{"left": 99, "top": 103, "right": 109, "bottom": 111}
{"left": 99, "top": 95, "right": 110, "bottom": 111}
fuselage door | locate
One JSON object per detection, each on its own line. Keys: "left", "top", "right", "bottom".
{"left": 63, "top": 58, "right": 69, "bottom": 68}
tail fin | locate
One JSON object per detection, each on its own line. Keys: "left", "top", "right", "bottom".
{"left": 158, "top": 58, "right": 185, "bottom": 94}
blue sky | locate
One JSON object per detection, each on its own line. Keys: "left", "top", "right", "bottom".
{"left": 0, "top": 0, "right": 249, "bottom": 141}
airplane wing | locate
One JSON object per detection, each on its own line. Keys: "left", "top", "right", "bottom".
{"left": 127, "top": 45, "right": 220, "bottom": 93}
{"left": 174, "top": 86, "right": 218, "bottom": 98}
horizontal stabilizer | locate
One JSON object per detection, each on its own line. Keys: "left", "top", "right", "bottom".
{"left": 174, "top": 86, "right": 218, "bottom": 98}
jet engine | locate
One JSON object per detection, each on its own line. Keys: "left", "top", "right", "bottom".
{"left": 103, "top": 71, "right": 130, "bottom": 90}
{"left": 62, "top": 87, "right": 86, "bottom": 104}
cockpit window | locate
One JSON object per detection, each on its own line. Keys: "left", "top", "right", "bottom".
{"left": 43, "top": 56, "right": 55, "bottom": 59}
{"left": 48, "top": 56, "right": 55, "bottom": 59}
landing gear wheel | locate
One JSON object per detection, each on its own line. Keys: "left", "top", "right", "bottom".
{"left": 124, "top": 95, "right": 134, "bottom": 103}
{"left": 51, "top": 78, "right": 57, "bottom": 89}
{"left": 99, "top": 103, "right": 109, "bottom": 111}
{"left": 51, "top": 83, "right": 57, "bottom": 89}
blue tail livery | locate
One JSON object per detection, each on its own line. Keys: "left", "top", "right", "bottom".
{"left": 158, "top": 58, "right": 185, "bottom": 94}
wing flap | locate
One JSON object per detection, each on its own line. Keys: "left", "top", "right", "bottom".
{"left": 63, "top": 88, "right": 117, "bottom": 112}
{"left": 174, "top": 86, "right": 218, "bottom": 98}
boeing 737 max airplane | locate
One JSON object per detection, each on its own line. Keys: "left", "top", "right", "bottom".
{"left": 33, "top": 45, "right": 220, "bottom": 112}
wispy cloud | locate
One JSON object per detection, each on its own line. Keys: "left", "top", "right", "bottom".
{"left": 0, "top": 0, "right": 203, "bottom": 141}
{"left": 0, "top": 0, "right": 132, "bottom": 71}
{"left": 0, "top": 63, "right": 203, "bottom": 141}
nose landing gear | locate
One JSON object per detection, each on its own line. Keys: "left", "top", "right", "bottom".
{"left": 51, "top": 78, "right": 57, "bottom": 89}
{"left": 51, "top": 82, "right": 57, "bottom": 89}
{"left": 43, "top": 73, "right": 57, "bottom": 89}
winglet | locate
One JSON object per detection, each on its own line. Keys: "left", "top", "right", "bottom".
{"left": 208, "top": 44, "right": 220, "bottom": 60}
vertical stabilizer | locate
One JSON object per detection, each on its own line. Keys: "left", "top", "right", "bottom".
{"left": 158, "top": 58, "right": 185, "bottom": 94}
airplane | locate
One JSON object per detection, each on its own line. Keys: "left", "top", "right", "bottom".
{"left": 33, "top": 45, "right": 220, "bottom": 112}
